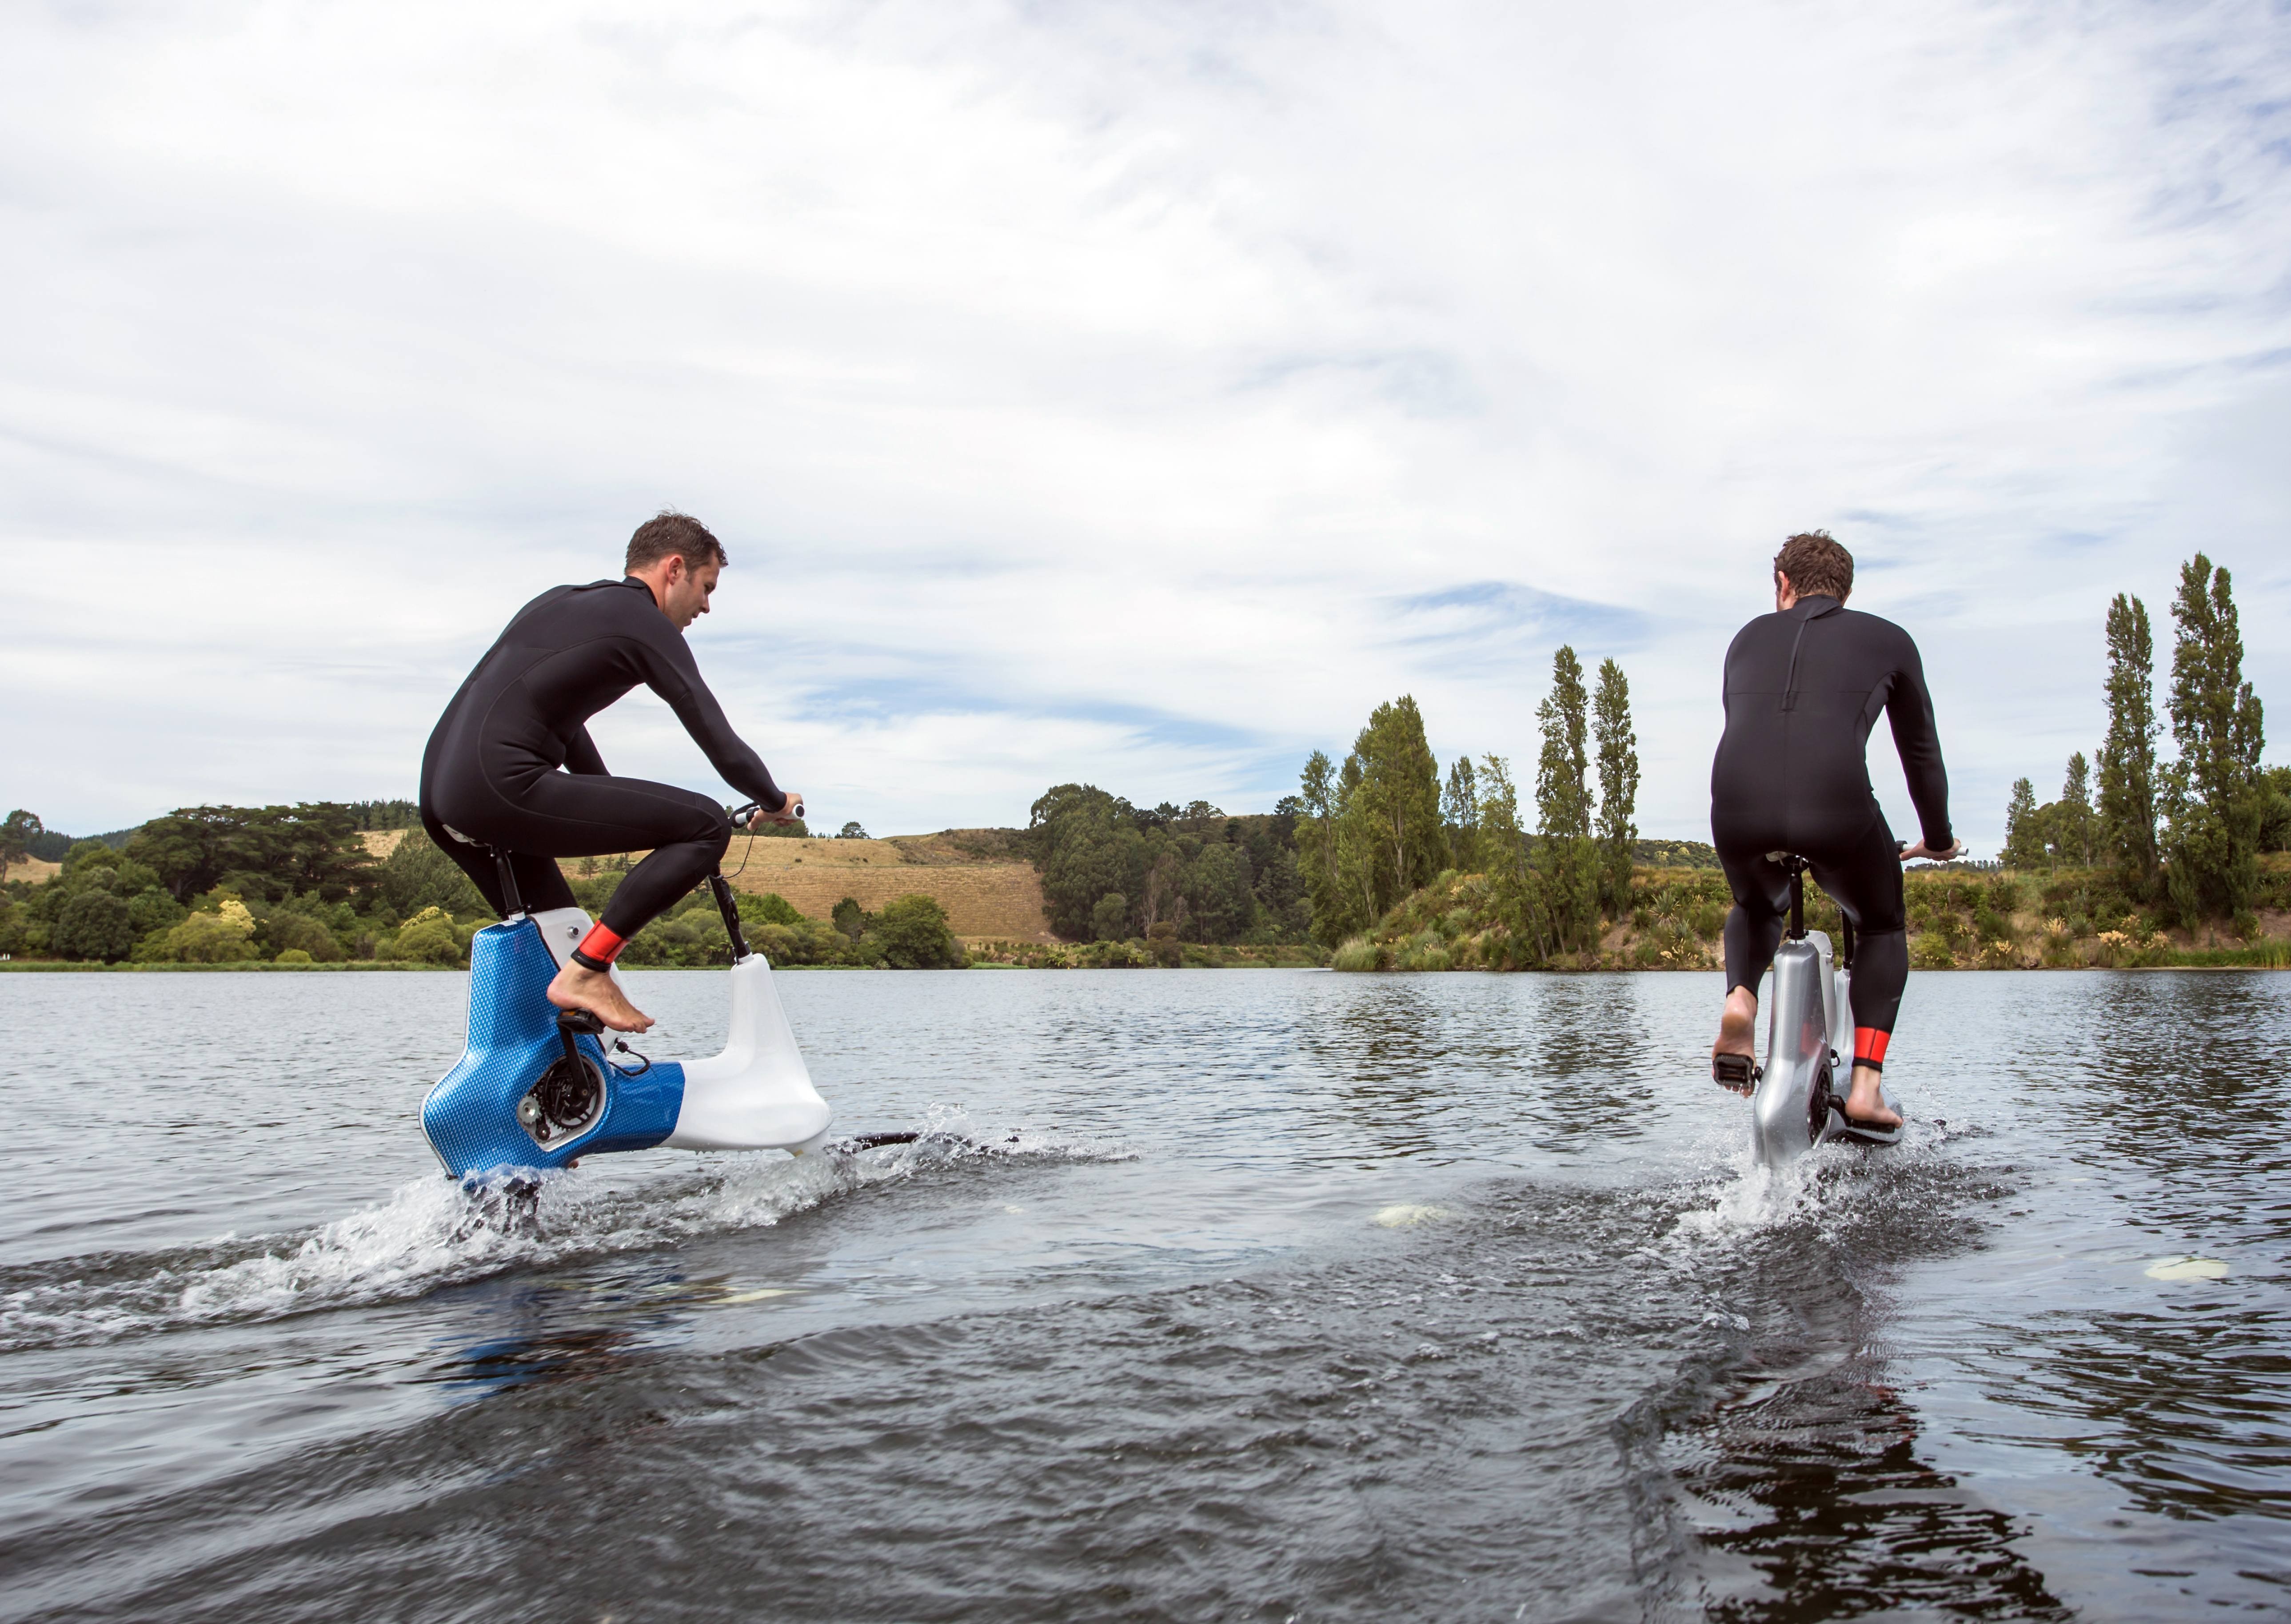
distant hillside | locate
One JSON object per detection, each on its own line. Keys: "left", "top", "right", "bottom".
{"left": 722, "top": 830, "right": 1052, "bottom": 941}
{"left": 545, "top": 828, "right": 1055, "bottom": 943}
{"left": 27, "top": 828, "right": 134, "bottom": 862}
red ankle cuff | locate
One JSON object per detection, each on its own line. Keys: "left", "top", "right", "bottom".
{"left": 1852, "top": 1027, "right": 1890, "bottom": 1068}
{"left": 571, "top": 923, "right": 626, "bottom": 971}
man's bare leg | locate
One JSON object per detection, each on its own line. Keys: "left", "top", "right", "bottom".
{"left": 1712, "top": 985, "right": 1757, "bottom": 1094}
{"left": 1842, "top": 1062, "right": 1901, "bottom": 1128}
{"left": 547, "top": 963, "right": 654, "bottom": 1032}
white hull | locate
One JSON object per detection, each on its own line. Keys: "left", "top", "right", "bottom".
{"left": 528, "top": 905, "right": 833, "bottom": 1153}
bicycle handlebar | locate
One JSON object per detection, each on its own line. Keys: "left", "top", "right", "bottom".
{"left": 732, "top": 799, "right": 805, "bottom": 829}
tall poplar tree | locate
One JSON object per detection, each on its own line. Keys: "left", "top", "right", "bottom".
{"left": 2002, "top": 777, "right": 2043, "bottom": 869}
{"left": 1534, "top": 647, "right": 1599, "bottom": 953}
{"left": 2056, "top": 753, "right": 2096, "bottom": 869}
{"left": 1297, "top": 750, "right": 1357, "bottom": 947}
{"left": 2096, "top": 593, "right": 2159, "bottom": 893}
{"left": 1591, "top": 658, "right": 1639, "bottom": 916}
{"left": 1443, "top": 756, "right": 1481, "bottom": 874}
{"left": 1476, "top": 753, "right": 1543, "bottom": 967}
{"left": 2163, "top": 554, "right": 2266, "bottom": 921}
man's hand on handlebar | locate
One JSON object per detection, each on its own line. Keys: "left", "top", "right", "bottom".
{"left": 733, "top": 795, "right": 806, "bottom": 829}
{"left": 1898, "top": 837, "right": 1966, "bottom": 864}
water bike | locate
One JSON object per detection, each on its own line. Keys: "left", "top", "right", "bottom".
{"left": 422, "top": 803, "right": 929, "bottom": 1190}
{"left": 1742, "top": 852, "right": 1903, "bottom": 1166}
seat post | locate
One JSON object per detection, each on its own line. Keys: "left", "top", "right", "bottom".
{"left": 491, "top": 847, "right": 526, "bottom": 920}
{"left": 1786, "top": 855, "right": 1806, "bottom": 941}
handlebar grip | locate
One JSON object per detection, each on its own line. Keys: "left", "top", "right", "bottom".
{"left": 731, "top": 800, "right": 804, "bottom": 828}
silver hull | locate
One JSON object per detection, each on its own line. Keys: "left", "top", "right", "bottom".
{"left": 1750, "top": 930, "right": 1900, "bottom": 1166}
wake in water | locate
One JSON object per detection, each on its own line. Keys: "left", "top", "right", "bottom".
{"left": 0, "top": 1111, "right": 1128, "bottom": 1355}
{"left": 1668, "top": 1117, "right": 1981, "bottom": 1247}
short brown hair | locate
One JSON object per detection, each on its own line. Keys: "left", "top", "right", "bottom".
{"left": 1774, "top": 530, "right": 1853, "bottom": 600}
{"left": 627, "top": 510, "right": 727, "bottom": 574}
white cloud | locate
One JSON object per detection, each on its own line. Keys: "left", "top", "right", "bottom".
{"left": 0, "top": 0, "right": 2284, "bottom": 849}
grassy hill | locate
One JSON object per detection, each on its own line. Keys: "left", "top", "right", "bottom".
{"left": 480, "top": 828, "right": 1054, "bottom": 943}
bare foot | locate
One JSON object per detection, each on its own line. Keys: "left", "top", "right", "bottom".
{"left": 1711, "top": 986, "right": 1757, "bottom": 1095}
{"left": 1841, "top": 1063, "right": 1902, "bottom": 1128}
{"left": 547, "top": 963, "right": 654, "bottom": 1033}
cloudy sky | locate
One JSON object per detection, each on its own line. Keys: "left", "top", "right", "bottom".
{"left": 2, "top": 0, "right": 2285, "bottom": 848}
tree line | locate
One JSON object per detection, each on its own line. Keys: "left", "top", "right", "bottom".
{"left": 0, "top": 801, "right": 943, "bottom": 967}
{"left": 2000, "top": 553, "right": 2287, "bottom": 928}
{"left": 1026, "top": 790, "right": 1311, "bottom": 953}
{"left": 1297, "top": 647, "right": 1640, "bottom": 964}
{"left": 0, "top": 804, "right": 490, "bottom": 966}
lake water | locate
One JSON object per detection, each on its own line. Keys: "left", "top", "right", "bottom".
{"left": 2, "top": 967, "right": 2285, "bottom": 1621}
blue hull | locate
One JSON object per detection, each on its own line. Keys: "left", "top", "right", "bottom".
{"left": 421, "top": 919, "right": 685, "bottom": 1178}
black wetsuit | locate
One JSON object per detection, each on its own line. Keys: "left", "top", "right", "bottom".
{"left": 419, "top": 577, "right": 786, "bottom": 941}
{"left": 1709, "top": 595, "right": 1952, "bottom": 1038}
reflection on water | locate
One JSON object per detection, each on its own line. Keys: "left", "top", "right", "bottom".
{"left": 0, "top": 967, "right": 2286, "bottom": 1621}
{"left": 1682, "top": 1353, "right": 2073, "bottom": 1622}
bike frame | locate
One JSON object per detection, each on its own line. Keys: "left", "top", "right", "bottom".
{"left": 1748, "top": 854, "right": 1898, "bottom": 1164}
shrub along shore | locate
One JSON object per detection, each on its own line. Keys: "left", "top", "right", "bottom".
{"left": 1330, "top": 856, "right": 2291, "bottom": 973}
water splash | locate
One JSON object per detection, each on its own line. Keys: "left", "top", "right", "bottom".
{"left": 0, "top": 1118, "right": 1125, "bottom": 1354}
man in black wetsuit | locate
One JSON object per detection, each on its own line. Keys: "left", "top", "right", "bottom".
{"left": 1708, "top": 531, "right": 1964, "bottom": 1129}
{"left": 420, "top": 512, "right": 802, "bottom": 1034}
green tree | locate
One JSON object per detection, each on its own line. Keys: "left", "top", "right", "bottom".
{"left": 53, "top": 891, "right": 137, "bottom": 962}
{"left": 381, "top": 906, "right": 464, "bottom": 965}
{"left": 738, "top": 892, "right": 806, "bottom": 929}
{"left": 1442, "top": 757, "right": 1481, "bottom": 874}
{"left": 2260, "top": 765, "right": 2291, "bottom": 853}
{"left": 380, "top": 826, "right": 491, "bottom": 918}
{"left": 128, "top": 804, "right": 374, "bottom": 903}
{"left": 2096, "top": 593, "right": 2160, "bottom": 893}
{"left": 1347, "top": 696, "right": 1448, "bottom": 908}
{"left": 1090, "top": 892, "right": 1130, "bottom": 940}
{"left": 2002, "top": 776, "right": 2045, "bottom": 869}
{"left": 0, "top": 810, "right": 42, "bottom": 882}
{"left": 2162, "top": 554, "right": 2266, "bottom": 922}
{"left": 1591, "top": 657, "right": 1639, "bottom": 916}
{"left": 871, "top": 894, "right": 967, "bottom": 968}
{"left": 1244, "top": 798, "right": 1311, "bottom": 939}
{"left": 1135, "top": 847, "right": 1181, "bottom": 935}
{"left": 265, "top": 912, "right": 345, "bottom": 962}
{"left": 1183, "top": 841, "right": 1255, "bottom": 942}
{"left": 2052, "top": 753, "right": 2097, "bottom": 869}
{"left": 1297, "top": 750, "right": 1359, "bottom": 946}
{"left": 1534, "top": 648, "right": 1598, "bottom": 953}
{"left": 1476, "top": 753, "right": 1546, "bottom": 967}
{"left": 1030, "top": 784, "right": 1149, "bottom": 939}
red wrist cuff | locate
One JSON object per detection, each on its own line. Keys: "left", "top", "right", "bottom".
{"left": 571, "top": 923, "right": 626, "bottom": 971}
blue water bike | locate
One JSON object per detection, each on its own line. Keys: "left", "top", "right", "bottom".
{"left": 422, "top": 807, "right": 840, "bottom": 1186}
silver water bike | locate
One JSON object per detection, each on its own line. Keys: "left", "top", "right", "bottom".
{"left": 1743, "top": 852, "right": 1902, "bottom": 1166}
